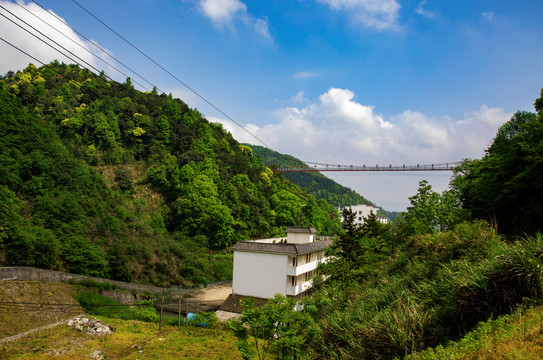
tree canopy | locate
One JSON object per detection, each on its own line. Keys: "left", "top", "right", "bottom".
{"left": 0, "top": 62, "right": 342, "bottom": 286}
{"left": 453, "top": 91, "right": 543, "bottom": 236}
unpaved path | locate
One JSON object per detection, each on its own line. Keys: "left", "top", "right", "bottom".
{"left": 160, "top": 281, "right": 232, "bottom": 313}
{"left": 187, "top": 281, "right": 232, "bottom": 302}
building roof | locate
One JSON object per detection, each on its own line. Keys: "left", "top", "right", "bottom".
{"left": 285, "top": 226, "right": 318, "bottom": 234}
{"left": 232, "top": 239, "right": 332, "bottom": 255}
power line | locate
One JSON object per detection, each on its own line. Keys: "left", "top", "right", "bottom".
{"left": 30, "top": 0, "right": 161, "bottom": 93}
{"left": 69, "top": 0, "right": 273, "bottom": 150}
{"left": 9, "top": 0, "right": 151, "bottom": 92}
{"left": 0, "top": 3, "right": 104, "bottom": 78}
{"left": 0, "top": 36, "right": 47, "bottom": 67}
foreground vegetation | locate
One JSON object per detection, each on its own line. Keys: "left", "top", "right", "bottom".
{"left": 1, "top": 61, "right": 542, "bottom": 359}
{"left": 0, "top": 317, "right": 242, "bottom": 359}
{"left": 230, "top": 88, "right": 543, "bottom": 359}
{"left": 407, "top": 305, "right": 543, "bottom": 360}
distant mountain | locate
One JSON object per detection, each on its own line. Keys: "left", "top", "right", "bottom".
{"left": 249, "top": 145, "right": 373, "bottom": 208}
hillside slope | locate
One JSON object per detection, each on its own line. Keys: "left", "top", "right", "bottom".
{"left": 0, "top": 281, "right": 82, "bottom": 339}
{"left": 249, "top": 144, "right": 372, "bottom": 207}
{"left": 0, "top": 62, "right": 341, "bottom": 286}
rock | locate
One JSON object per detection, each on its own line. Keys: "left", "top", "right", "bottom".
{"left": 67, "top": 316, "right": 113, "bottom": 336}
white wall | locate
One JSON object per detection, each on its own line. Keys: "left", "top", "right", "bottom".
{"left": 286, "top": 232, "right": 314, "bottom": 244}
{"left": 233, "top": 251, "right": 288, "bottom": 299}
{"left": 341, "top": 204, "right": 380, "bottom": 225}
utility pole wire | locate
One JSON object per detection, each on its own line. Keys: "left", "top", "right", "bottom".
{"left": 30, "top": 0, "right": 161, "bottom": 93}
{"left": 0, "top": 4, "right": 105, "bottom": 79}
{"left": 70, "top": 0, "right": 273, "bottom": 150}
{"left": 10, "top": 0, "right": 153, "bottom": 92}
{"left": 0, "top": 36, "right": 46, "bottom": 67}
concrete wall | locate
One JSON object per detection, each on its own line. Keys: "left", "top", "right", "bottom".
{"left": 286, "top": 232, "right": 314, "bottom": 244}
{"left": 233, "top": 252, "right": 287, "bottom": 298}
{"left": 0, "top": 267, "right": 164, "bottom": 295}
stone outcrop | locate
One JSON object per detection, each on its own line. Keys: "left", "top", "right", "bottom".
{"left": 67, "top": 317, "right": 113, "bottom": 336}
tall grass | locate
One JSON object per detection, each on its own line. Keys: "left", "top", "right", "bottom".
{"left": 311, "top": 223, "right": 543, "bottom": 359}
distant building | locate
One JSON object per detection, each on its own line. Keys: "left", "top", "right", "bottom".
{"left": 231, "top": 227, "right": 331, "bottom": 299}
{"left": 339, "top": 204, "right": 388, "bottom": 225}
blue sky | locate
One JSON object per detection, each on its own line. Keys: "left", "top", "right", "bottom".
{"left": 1, "top": 0, "right": 542, "bottom": 211}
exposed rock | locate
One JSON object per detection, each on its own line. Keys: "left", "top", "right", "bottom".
{"left": 67, "top": 317, "right": 113, "bottom": 336}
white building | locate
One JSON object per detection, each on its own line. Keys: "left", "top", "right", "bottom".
{"left": 339, "top": 204, "right": 388, "bottom": 225}
{"left": 231, "top": 227, "right": 331, "bottom": 299}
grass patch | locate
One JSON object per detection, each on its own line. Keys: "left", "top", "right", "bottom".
{"left": 0, "top": 317, "right": 243, "bottom": 359}
{"left": 406, "top": 305, "right": 543, "bottom": 359}
{"left": 76, "top": 291, "right": 219, "bottom": 327}
{"left": 70, "top": 278, "right": 120, "bottom": 291}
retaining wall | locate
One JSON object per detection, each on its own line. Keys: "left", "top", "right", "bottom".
{"left": 0, "top": 267, "right": 164, "bottom": 295}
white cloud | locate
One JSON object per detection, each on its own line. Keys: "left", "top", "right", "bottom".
{"left": 290, "top": 91, "right": 308, "bottom": 104}
{"left": 293, "top": 71, "right": 319, "bottom": 79}
{"left": 0, "top": 1, "right": 108, "bottom": 75}
{"left": 213, "top": 87, "right": 511, "bottom": 166}
{"left": 208, "top": 88, "right": 512, "bottom": 211}
{"left": 198, "top": 0, "right": 271, "bottom": 40}
{"left": 416, "top": 0, "right": 436, "bottom": 18}
{"left": 318, "top": 0, "right": 401, "bottom": 31}
{"left": 482, "top": 11, "right": 494, "bottom": 21}
{"left": 199, "top": 0, "right": 246, "bottom": 23}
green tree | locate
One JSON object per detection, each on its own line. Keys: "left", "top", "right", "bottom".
{"left": 61, "top": 235, "right": 106, "bottom": 277}
{"left": 454, "top": 90, "right": 543, "bottom": 236}
{"left": 403, "top": 180, "right": 467, "bottom": 235}
{"left": 231, "top": 294, "right": 318, "bottom": 360}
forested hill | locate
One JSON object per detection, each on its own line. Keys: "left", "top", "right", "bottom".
{"left": 0, "top": 62, "right": 342, "bottom": 287}
{"left": 249, "top": 145, "right": 372, "bottom": 207}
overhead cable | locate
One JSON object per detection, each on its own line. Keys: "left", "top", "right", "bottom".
{"left": 70, "top": 0, "right": 273, "bottom": 150}
{"left": 0, "top": 4, "right": 104, "bottom": 78}
{"left": 30, "top": 0, "right": 161, "bottom": 93}
{"left": 10, "top": 0, "right": 154, "bottom": 92}
{"left": 0, "top": 36, "right": 47, "bottom": 67}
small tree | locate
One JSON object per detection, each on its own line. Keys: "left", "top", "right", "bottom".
{"left": 403, "top": 180, "right": 468, "bottom": 235}
{"left": 231, "top": 294, "right": 318, "bottom": 360}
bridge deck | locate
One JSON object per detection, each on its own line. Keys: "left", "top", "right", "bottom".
{"left": 275, "top": 162, "right": 460, "bottom": 172}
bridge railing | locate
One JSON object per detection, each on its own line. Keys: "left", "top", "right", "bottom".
{"left": 274, "top": 162, "right": 462, "bottom": 172}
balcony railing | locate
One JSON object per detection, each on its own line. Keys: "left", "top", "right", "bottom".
{"left": 286, "top": 280, "right": 313, "bottom": 296}
{"left": 287, "top": 258, "right": 327, "bottom": 276}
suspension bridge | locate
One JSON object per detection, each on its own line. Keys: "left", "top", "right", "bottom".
{"left": 273, "top": 161, "right": 462, "bottom": 173}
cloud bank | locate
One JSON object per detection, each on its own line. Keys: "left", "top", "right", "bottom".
{"left": 212, "top": 87, "right": 511, "bottom": 167}
{"left": 0, "top": 1, "right": 105, "bottom": 75}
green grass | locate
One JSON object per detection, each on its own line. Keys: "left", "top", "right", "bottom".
{"left": 405, "top": 305, "right": 543, "bottom": 360}
{"left": 312, "top": 223, "right": 543, "bottom": 359}
{"left": 0, "top": 317, "right": 244, "bottom": 359}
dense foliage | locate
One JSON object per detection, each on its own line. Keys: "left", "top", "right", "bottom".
{"left": 249, "top": 145, "right": 372, "bottom": 207}
{"left": 453, "top": 89, "right": 543, "bottom": 236}
{"left": 0, "top": 62, "right": 342, "bottom": 286}
{"left": 233, "top": 88, "right": 543, "bottom": 360}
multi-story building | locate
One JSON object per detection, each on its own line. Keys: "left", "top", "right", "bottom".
{"left": 231, "top": 227, "right": 331, "bottom": 299}
{"left": 339, "top": 204, "right": 388, "bottom": 225}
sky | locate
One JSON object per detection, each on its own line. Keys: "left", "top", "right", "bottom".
{"left": 1, "top": 0, "right": 542, "bottom": 211}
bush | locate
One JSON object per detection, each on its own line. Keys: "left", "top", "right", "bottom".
{"left": 75, "top": 279, "right": 119, "bottom": 291}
